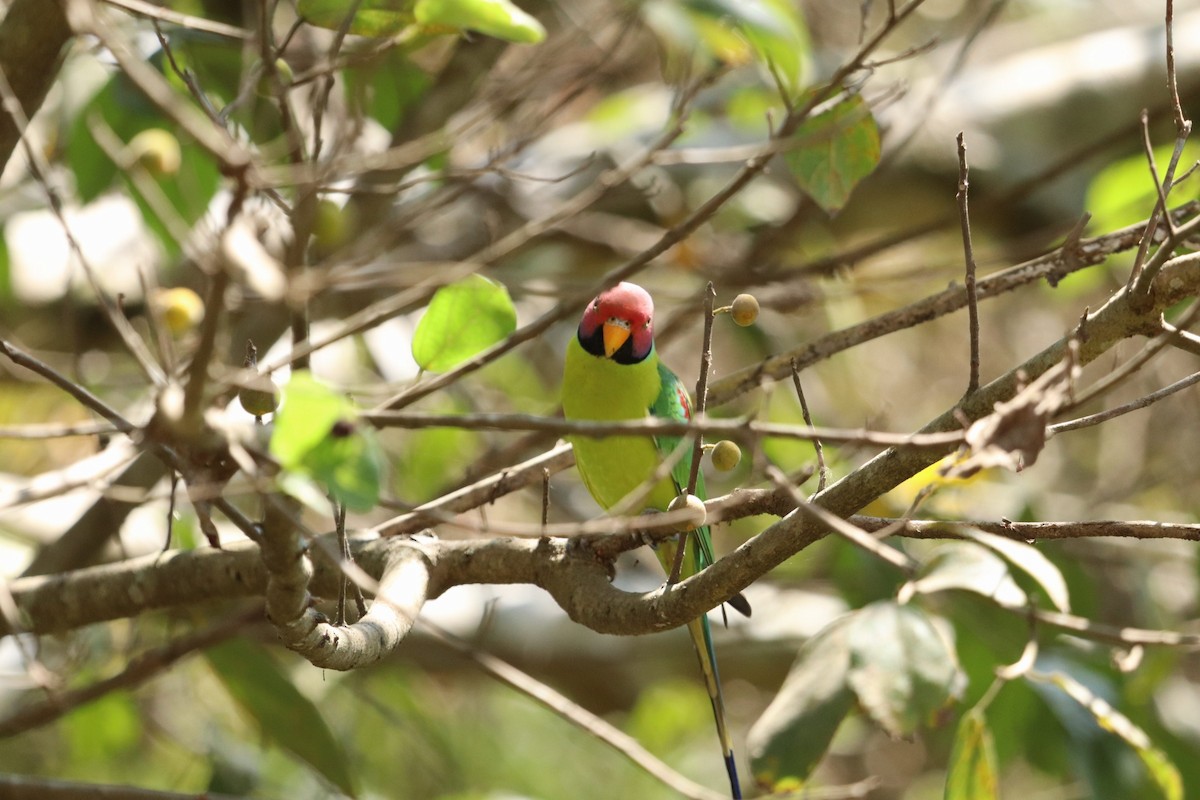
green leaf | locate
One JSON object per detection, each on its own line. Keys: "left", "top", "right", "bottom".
{"left": 411, "top": 275, "right": 517, "bottom": 373}
{"left": 414, "top": 0, "right": 546, "bottom": 43}
{"left": 206, "top": 638, "right": 357, "bottom": 797}
{"left": 344, "top": 50, "right": 433, "bottom": 131}
{"left": 691, "top": 0, "right": 809, "bottom": 91}
{"left": 945, "top": 710, "right": 998, "bottom": 800}
{"left": 787, "top": 94, "right": 880, "bottom": 214}
{"left": 748, "top": 615, "right": 855, "bottom": 791}
{"left": 65, "top": 691, "right": 142, "bottom": 764}
{"left": 846, "top": 601, "right": 964, "bottom": 737}
{"left": 270, "top": 371, "right": 383, "bottom": 512}
{"left": 905, "top": 542, "right": 1028, "bottom": 609}
{"left": 644, "top": 0, "right": 809, "bottom": 90}
{"left": 1085, "top": 142, "right": 1200, "bottom": 234}
{"left": 270, "top": 371, "right": 350, "bottom": 469}
{"left": 297, "top": 0, "right": 414, "bottom": 36}
{"left": 960, "top": 529, "right": 1071, "bottom": 612}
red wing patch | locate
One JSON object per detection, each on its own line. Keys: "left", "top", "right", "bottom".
{"left": 676, "top": 385, "right": 692, "bottom": 420}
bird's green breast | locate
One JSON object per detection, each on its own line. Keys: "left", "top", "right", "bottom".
{"left": 563, "top": 337, "right": 678, "bottom": 511}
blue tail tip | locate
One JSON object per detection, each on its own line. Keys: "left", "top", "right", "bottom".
{"left": 725, "top": 751, "right": 742, "bottom": 799}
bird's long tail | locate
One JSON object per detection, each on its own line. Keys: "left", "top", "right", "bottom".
{"left": 685, "top": 613, "right": 741, "bottom": 799}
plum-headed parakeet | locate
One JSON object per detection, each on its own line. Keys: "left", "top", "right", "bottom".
{"left": 562, "top": 281, "right": 747, "bottom": 799}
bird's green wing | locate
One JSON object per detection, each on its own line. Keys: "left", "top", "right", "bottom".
{"left": 650, "top": 359, "right": 717, "bottom": 572}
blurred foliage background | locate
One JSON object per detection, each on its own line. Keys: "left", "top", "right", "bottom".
{"left": 2, "top": 0, "right": 1200, "bottom": 799}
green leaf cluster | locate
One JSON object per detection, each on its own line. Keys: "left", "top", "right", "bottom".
{"left": 270, "top": 370, "right": 383, "bottom": 512}
{"left": 748, "top": 601, "right": 964, "bottom": 791}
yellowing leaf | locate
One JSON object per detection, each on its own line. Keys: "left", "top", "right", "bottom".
{"left": 414, "top": 0, "right": 546, "bottom": 43}
{"left": 1031, "top": 669, "right": 1182, "bottom": 800}
{"left": 945, "top": 710, "right": 998, "bottom": 800}
{"left": 788, "top": 95, "right": 880, "bottom": 214}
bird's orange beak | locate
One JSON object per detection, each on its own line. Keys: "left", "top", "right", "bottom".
{"left": 603, "top": 320, "right": 631, "bottom": 358}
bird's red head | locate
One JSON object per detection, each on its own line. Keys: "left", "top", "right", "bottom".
{"left": 577, "top": 282, "right": 655, "bottom": 364}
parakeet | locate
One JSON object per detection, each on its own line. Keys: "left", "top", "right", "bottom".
{"left": 562, "top": 281, "right": 747, "bottom": 799}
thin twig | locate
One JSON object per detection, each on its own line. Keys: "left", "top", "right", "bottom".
{"left": 365, "top": 410, "right": 966, "bottom": 449}
{"left": 686, "top": 283, "right": 716, "bottom": 497}
{"left": 0, "top": 608, "right": 257, "bottom": 738}
{"left": 956, "top": 131, "right": 981, "bottom": 394}
{"left": 0, "top": 420, "right": 119, "bottom": 440}
{"left": 0, "top": 57, "right": 166, "bottom": 389}
{"left": 709, "top": 204, "right": 1200, "bottom": 406}
{"left": 851, "top": 515, "right": 1200, "bottom": 542}
{"left": 0, "top": 340, "right": 135, "bottom": 434}
{"left": 1166, "top": 0, "right": 1188, "bottom": 134}
{"left": 790, "top": 359, "right": 827, "bottom": 492}
{"left": 335, "top": 499, "right": 349, "bottom": 626}
{"left": 102, "top": 0, "right": 250, "bottom": 38}
{"left": 765, "top": 465, "right": 916, "bottom": 574}
{"left": 181, "top": 269, "right": 229, "bottom": 425}
{"left": 424, "top": 622, "right": 729, "bottom": 800}
{"left": 1066, "top": 288, "right": 1200, "bottom": 409}
{"left": 1049, "top": 368, "right": 1200, "bottom": 436}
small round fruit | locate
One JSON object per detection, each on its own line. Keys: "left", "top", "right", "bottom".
{"left": 312, "top": 198, "right": 353, "bottom": 255}
{"left": 710, "top": 440, "right": 742, "bottom": 471}
{"left": 127, "top": 128, "right": 182, "bottom": 176}
{"left": 667, "top": 493, "right": 707, "bottom": 532}
{"left": 730, "top": 293, "right": 759, "bottom": 326}
{"left": 239, "top": 377, "right": 279, "bottom": 417}
{"left": 153, "top": 287, "right": 204, "bottom": 334}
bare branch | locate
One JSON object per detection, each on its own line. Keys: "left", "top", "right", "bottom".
{"left": 364, "top": 411, "right": 967, "bottom": 449}
{"left": 956, "top": 131, "right": 981, "bottom": 394}
{"left": 708, "top": 204, "right": 1200, "bottom": 407}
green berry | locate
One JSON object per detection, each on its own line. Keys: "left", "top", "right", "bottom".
{"left": 312, "top": 198, "right": 354, "bottom": 255}
{"left": 731, "top": 294, "right": 759, "bottom": 326}
{"left": 238, "top": 341, "right": 279, "bottom": 418}
{"left": 711, "top": 440, "right": 742, "bottom": 471}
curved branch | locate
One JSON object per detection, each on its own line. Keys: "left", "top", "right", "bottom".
{"left": 271, "top": 542, "right": 430, "bottom": 670}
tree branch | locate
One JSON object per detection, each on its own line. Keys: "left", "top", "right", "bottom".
{"left": 707, "top": 203, "right": 1199, "bottom": 406}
